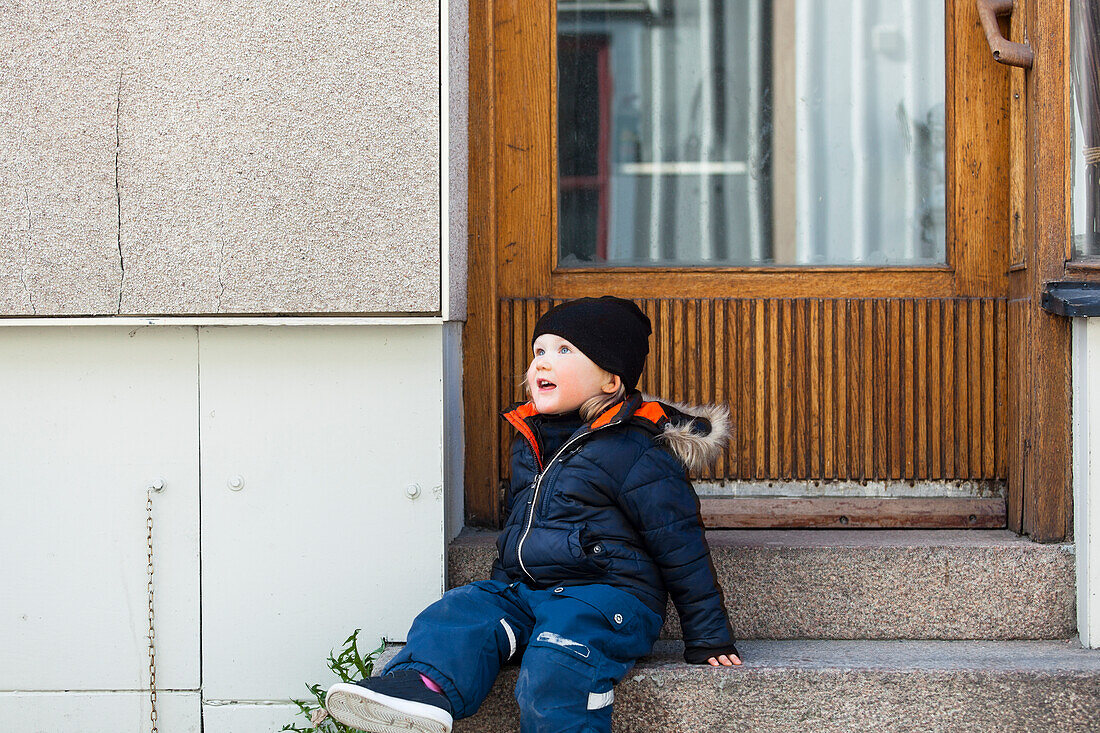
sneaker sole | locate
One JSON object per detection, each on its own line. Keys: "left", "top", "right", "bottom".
{"left": 325, "top": 682, "right": 453, "bottom": 733}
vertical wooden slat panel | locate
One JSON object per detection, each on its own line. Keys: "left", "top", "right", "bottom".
{"left": 990, "top": 299, "right": 998, "bottom": 479}
{"left": 511, "top": 298, "right": 523, "bottom": 401}
{"left": 943, "top": 299, "right": 957, "bottom": 478}
{"left": 970, "top": 299, "right": 984, "bottom": 477}
{"left": 679, "top": 299, "right": 690, "bottom": 405}
{"left": 658, "top": 299, "right": 672, "bottom": 399}
{"left": 778, "top": 299, "right": 787, "bottom": 477}
{"left": 714, "top": 300, "right": 728, "bottom": 478}
{"left": 933, "top": 299, "right": 942, "bottom": 479}
{"left": 916, "top": 299, "right": 929, "bottom": 478}
{"left": 1007, "top": 297, "right": 1026, "bottom": 531}
{"left": 697, "top": 299, "right": 712, "bottom": 478}
{"left": 754, "top": 300, "right": 767, "bottom": 478}
{"left": 822, "top": 299, "right": 835, "bottom": 479}
{"left": 767, "top": 300, "right": 779, "bottom": 477}
{"left": 738, "top": 300, "right": 753, "bottom": 478}
{"left": 525, "top": 299, "right": 539, "bottom": 395}
{"left": 498, "top": 296, "right": 1005, "bottom": 488}
{"left": 685, "top": 299, "right": 699, "bottom": 407}
{"left": 849, "top": 300, "right": 864, "bottom": 478}
{"left": 498, "top": 301, "right": 513, "bottom": 478}
{"left": 995, "top": 299, "right": 1008, "bottom": 479}
{"left": 517, "top": 298, "right": 556, "bottom": 395}
{"left": 731, "top": 301, "right": 742, "bottom": 475}
{"left": 652, "top": 299, "right": 665, "bottom": 400}
{"left": 902, "top": 299, "right": 915, "bottom": 479}
{"left": 809, "top": 299, "right": 822, "bottom": 478}
{"left": 789, "top": 299, "right": 803, "bottom": 478}
{"left": 874, "top": 300, "right": 888, "bottom": 478}
{"left": 669, "top": 299, "right": 682, "bottom": 405}
{"left": 642, "top": 297, "right": 655, "bottom": 394}
{"left": 862, "top": 299, "right": 875, "bottom": 479}
{"left": 955, "top": 299, "right": 969, "bottom": 478}
{"left": 888, "top": 299, "right": 902, "bottom": 480}
{"left": 835, "top": 300, "right": 849, "bottom": 478}
{"left": 729, "top": 299, "right": 742, "bottom": 478}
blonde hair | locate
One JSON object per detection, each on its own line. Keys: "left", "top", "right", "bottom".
{"left": 579, "top": 382, "right": 626, "bottom": 422}
{"left": 520, "top": 367, "right": 626, "bottom": 423}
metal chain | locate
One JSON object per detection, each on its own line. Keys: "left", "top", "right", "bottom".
{"left": 146, "top": 488, "right": 159, "bottom": 733}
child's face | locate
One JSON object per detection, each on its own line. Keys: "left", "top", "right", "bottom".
{"left": 526, "top": 333, "right": 620, "bottom": 415}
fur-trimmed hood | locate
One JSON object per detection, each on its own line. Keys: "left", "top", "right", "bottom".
{"left": 502, "top": 392, "right": 730, "bottom": 475}
{"left": 648, "top": 397, "right": 731, "bottom": 473}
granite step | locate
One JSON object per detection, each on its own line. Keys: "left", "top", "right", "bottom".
{"left": 376, "top": 639, "right": 1100, "bottom": 733}
{"left": 448, "top": 528, "right": 1076, "bottom": 640}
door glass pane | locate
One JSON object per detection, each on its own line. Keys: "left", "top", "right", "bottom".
{"left": 1072, "top": 0, "right": 1100, "bottom": 260}
{"left": 556, "top": 0, "right": 947, "bottom": 267}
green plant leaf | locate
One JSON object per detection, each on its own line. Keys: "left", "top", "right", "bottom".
{"left": 280, "top": 631, "right": 386, "bottom": 732}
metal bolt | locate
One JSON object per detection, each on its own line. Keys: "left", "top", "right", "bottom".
{"left": 405, "top": 484, "right": 421, "bottom": 500}
{"left": 228, "top": 475, "right": 244, "bottom": 491}
{"left": 147, "top": 478, "right": 166, "bottom": 493}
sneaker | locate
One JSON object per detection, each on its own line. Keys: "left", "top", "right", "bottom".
{"left": 325, "top": 669, "right": 454, "bottom": 733}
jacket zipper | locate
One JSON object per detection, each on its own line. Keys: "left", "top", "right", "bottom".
{"left": 515, "top": 427, "right": 606, "bottom": 583}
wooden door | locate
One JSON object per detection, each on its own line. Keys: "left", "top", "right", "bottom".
{"left": 466, "top": 0, "right": 1014, "bottom": 530}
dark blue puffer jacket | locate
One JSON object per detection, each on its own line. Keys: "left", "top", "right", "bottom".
{"left": 490, "top": 391, "right": 737, "bottom": 662}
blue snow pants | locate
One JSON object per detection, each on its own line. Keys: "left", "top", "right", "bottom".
{"left": 382, "top": 579, "right": 665, "bottom": 732}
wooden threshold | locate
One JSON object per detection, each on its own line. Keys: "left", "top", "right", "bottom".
{"left": 700, "top": 497, "right": 1006, "bottom": 529}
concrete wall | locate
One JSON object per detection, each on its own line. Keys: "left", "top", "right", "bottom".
{"left": 1, "top": 1, "right": 441, "bottom": 316}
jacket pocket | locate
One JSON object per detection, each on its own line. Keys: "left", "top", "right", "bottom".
{"left": 547, "top": 584, "right": 665, "bottom": 662}
{"left": 518, "top": 526, "right": 606, "bottom": 583}
{"left": 550, "top": 585, "right": 653, "bottom": 632}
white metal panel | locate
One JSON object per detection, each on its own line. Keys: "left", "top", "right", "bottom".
{"left": 1075, "top": 318, "right": 1100, "bottom": 647}
{"left": 443, "top": 322, "right": 465, "bottom": 544}
{"left": 0, "top": 327, "right": 200, "bottom": 690}
{"left": 1, "top": 691, "right": 201, "bottom": 732}
{"left": 199, "top": 326, "right": 445, "bottom": 700}
{"left": 203, "top": 702, "right": 302, "bottom": 731}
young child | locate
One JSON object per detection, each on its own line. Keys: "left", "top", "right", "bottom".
{"left": 325, "top": 296, "right": 741, "bottom": 733}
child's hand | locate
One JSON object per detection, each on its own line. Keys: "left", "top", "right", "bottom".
{"left": 707, "top": 654, "right": 742, "bottom": 667}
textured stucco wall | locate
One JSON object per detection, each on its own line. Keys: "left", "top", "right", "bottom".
{"left": 1, "top": 1, "right": 440, "bottom": 316}
{"left": 446, "top": 0, "right": 468, "bottom": 321}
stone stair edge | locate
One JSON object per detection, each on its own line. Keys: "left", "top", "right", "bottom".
{"left": 452, "top": 526, "right": 1075, "bottom": 551}
{"left": 378, "top": 638, "right": 1100, "bottom": 675}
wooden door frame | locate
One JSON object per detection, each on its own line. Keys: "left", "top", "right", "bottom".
{"left": 462, "top": 0, "right": 1077, "bottom": 538}
{"left": 1006, "top": 0, "right": 1100, "bottom": 542}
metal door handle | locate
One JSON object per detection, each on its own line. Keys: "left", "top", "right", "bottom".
{"left": 977, "top": 0, "right": 1033, "bottom": 68}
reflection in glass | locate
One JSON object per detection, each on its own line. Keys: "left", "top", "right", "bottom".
{"left": 557, "top": 0, "right": 946, "bottom": 267}
{"left": 1072, "top": 0, "right": 1100, "bottom": 259}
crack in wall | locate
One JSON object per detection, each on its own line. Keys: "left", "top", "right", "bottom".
{"left": 115, "top": 68, "right": 124, "bottom": 315}
{"left": 217, "top": 247, "right": 226, "bottom": 312}
{"left": 217, "top": 223, "right": 227, "bottom": 313}
{"left": 21, "top": 188, "right": 37, "bottom": 315}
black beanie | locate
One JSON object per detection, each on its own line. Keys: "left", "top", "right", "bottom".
{"left": 532, "top": 296, "right": 652, "bottom": 392}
